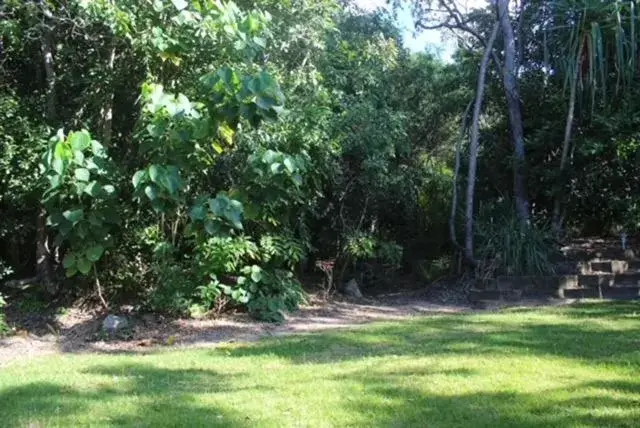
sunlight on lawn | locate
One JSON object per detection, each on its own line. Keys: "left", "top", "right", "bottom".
{"left": 1, "top": 302, "right": 640, "bottom": 427}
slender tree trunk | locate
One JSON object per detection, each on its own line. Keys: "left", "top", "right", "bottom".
{"left": 40, "top": 6, "right": 56, "bottom": 124}
{"left": 450, "top": 100, "right": 472, "bottom": 259}
{"left": 37, "top": 2, "right": 56, "bottom": 290}
{"left": 101, "top": 42, "right": 117, "bottom": 145}
{"left": 498, "top": 0, "right": 530, "bottom": 225}
{"left": 36, "top": 208, "right": 55, "bottom": 293}
{"left": 465, "top": 22, "right": 500, "bottom": 259}
{"left": 553, "top": 38, "right": 584, "bottom": 231}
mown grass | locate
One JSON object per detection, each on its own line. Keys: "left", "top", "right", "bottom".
{"left": 1, "top": 301, "right": 640, "bottom": 427}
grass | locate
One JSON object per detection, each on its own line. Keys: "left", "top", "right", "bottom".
{"left": 1, "top": 301, "right": 640, "bottom": 427}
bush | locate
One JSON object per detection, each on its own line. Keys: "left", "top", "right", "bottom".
{"left": 475, "top": 202, "right": 557, "bottom": 278}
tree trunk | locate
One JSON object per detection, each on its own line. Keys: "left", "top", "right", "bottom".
{"left": 465, "top": 22, "right": 500, "bottom": 259}
{"left": 553, "top": 38, "right": 584, "bottom": 231}
{"left": 450, "top": 99, "right": 473, "bottom": 264}
{"left": 37, "top": 2, "right": 56, "bottom": 290}
{"left": 498, "top": 0, "right": 530, "bottom": 225}
{"left": 101, "top": 42, "right": 117, "bottom": 145}
{"left": 40, "top": 5, "right": 56, "bottom": 124}
{"left": 36, "top": 208, "right": 55, "bottom": 293}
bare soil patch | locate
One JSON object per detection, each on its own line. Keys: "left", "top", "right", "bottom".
{"left": 0, "top": 292, "right": 574, "bottom": 367}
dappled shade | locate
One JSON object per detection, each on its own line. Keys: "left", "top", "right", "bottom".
{"left": 1, "top": 302, "right": 640, "bottom": 427}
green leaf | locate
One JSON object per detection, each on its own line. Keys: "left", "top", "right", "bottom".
{"left": 74, "top": 168, "right": 90, "bottom": 182}
{"left": 75, "top": 182, "right": 87, "bottom": 196}
{"left": 250, "top": 265, "right": 262, "bottom": 282}
{"left": 91, "top": 140, "right": 105, "bottom": 156}
{"left": 88, "top": 214, "right": 103, "bottom": 227}
{"left": 62, "top": 253, "right": 77, "bottom": 269}
{"left": 84, "top": 181, "right": 102, "bottom": 197}
{"left": 76, "top": 257, "right": 92, "bottom": 275}
{"left": 225, "top": 210, "right": 243, "bottom": 230}
{"left": 73, "top": 150, "right": 85, "bottom": 165}
{"left": 62, "top": 209, "right": 84, "bottom": 224}
{"left": 66, "top": 266, "right": 78, "bottom": 278}
{"left": 270, "top": 162, "right": 282, "bottom": 174}
{"left": 69, "top": 131, "right": 91, "bottom": 151}
{"left": 102, "top": 185, "right": 116, "bottom": 196}
{"left": 171, "top": 0, "right": 188, "bottom": 11}
{"left": 149, "top": 165, "right": 162, "bottom": 184}
{"left": 256, "top": 95, "right": 277, "bottom": 110}
{"left": 209, "top": 195, "right": 227, "bottom": 216}
{"left": 189, "top": 204, "right": 207, "bottom": 221}
{"left": 132, "top": 170, "right": 147, "bottom": 188}
{"left": 86, "top": 245, "right": 105, "bottom": 262}
{"left": 145, "top": 184, "right": 159, "bottom": 201}
{"left": 47, "top": 213, "right": 65, "bottom": 227}
{"left": 52, "top": 158, "right": 65, "bottom": 175}
{"left": 283, "top": 158, "right": 295, "bottom": 173}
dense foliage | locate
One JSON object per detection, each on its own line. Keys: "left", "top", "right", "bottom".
{"left": 2, "top": 0, "right": 640, "bottom": 321}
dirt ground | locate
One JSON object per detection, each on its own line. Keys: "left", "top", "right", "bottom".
{"left": 0, "top": 292, "right": 572, "bottom": 367}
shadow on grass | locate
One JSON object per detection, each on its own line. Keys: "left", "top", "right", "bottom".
{"left": 339, "top": 375, "right": 640, "bottom": 427}
{"left": 0, "top": 364, "right": 256, "bottom": 427}
{"left": 223, "top": 301, "right": 640, "bottom": 365}
{"left": 1, "top": 301, "right": 640, "bottom": 427}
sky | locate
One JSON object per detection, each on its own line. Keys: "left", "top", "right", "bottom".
{"left": 353, "top": 0, "right": 486, "bottom": 62}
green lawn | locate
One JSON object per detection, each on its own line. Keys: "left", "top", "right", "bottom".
{"left": 2, "top": 302, "right": 640, "bottom": 427}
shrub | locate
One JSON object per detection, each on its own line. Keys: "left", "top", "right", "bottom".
{"left": 475, "top": 202, "right": 557, "bottom": 278}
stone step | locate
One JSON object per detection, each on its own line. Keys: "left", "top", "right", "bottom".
{"left": 469, "top": 285, "right": 640, "bottom": 302}
{"left": 564, "top": 287, "right": 640, "bottom": 299}
{"left": 556, "top": 260, "right": 640, "bottom": 275}
{"left": 578, "top": 273, "right": 640, "bottom": 287}
{"left": 469, "top": 274, "right": 640, "bottom": 303}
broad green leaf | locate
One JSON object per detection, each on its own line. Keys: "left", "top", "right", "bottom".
{"left": 250, "top": 265, "right": 262, "bottom": 282}
{"left": 209, "top": 195, "right": 227, "bottom": 215}
{"left": 171, "top": 0, "right": 188, "bottom": 11}
{"left": 75, "top": 182, "right": 87, "bottom": 196}
{"left": 270, "top": 162, "right": 282, "bottom": 174}
{"left": 52, "top": 158, "right": 65, "bottom": 175}
{"left": 132, "top": 170, "right": 147, "bottom": 188}
{"left": 225, "top": 209, "right": 243, "bottom": 230}
{"left": 102, "top": 185, "right": 116, "bottom": 196}
{"left": 256, "top": 95, "right": 277, "bottom": 110}
{"left": 62, "top": 209, "right": 84, "bottom": 224}
{"left": 149, "top": 164, "right": 162, "bottom": 184}
{"left": 145, "top": 184, "right": 159, "bottom": 200}
{"left": 86, "top": 245, "right": 105, "bottom": 262}
{"left": 84, "top": 181, "right": 102, "bottom": 197}
{"left": 74, "top": 150, "right": 85, "bottom": 165}
{"left": 66, "top": 266, "right": 78, "bottom": 278}
{"left": 189, "top": 204, "right": 207, "bottom": 221}
{"left": 262, "top": 150, "right": 278, "bottom": 164}
{"left": 62, "top": 253, "right": 77, "bottom": 269}
{"left": 88, "top": 213, "right": 103, "bottom": 227}
{"left": 91, "top": 140, "right": 105, "bottom": 155}
{"left": 283, "top": 158, "right": 295, "bottom": 173}
{"left": 69, "top": 131, "right": 91, "bottom": 151}
{"left": 47, "top": 213, "right": 65, "bottom": 226}
{"left": 74, "top": 168, "right": 90, "bottom": 182}
{"left": 77, "top": 257, "right": 92, "bottom": 275}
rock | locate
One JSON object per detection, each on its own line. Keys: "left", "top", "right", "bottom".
{"left": 102, "top": 315, "right": 129, "bottom": 333}
{"left": 343, "top": 278, "right": 363, "bottom": 299}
